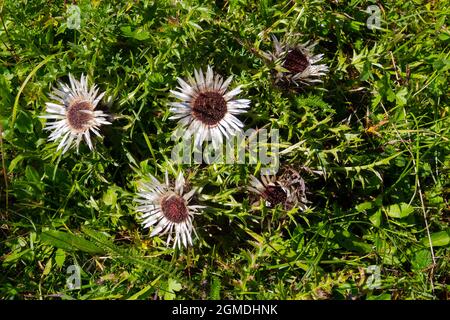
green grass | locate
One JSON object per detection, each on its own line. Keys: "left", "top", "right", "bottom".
{"left": 0, "top": 0, "right": 449, "bottom": 300}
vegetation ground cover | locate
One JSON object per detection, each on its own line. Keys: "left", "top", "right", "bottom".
{"left": 0, "top": 0, "right": 449, "bottom": 300}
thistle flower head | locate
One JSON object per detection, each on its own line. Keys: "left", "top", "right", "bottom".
{"left": 264, "top": 35, "right": 329, "bottom": 87}
{"left": 40, "top": 74, "right": 111, "bottom": 154}
{"left": 169, "top": 65, "right": 251, "bottom": 149}
{"left": 135, "top": 171, "right": 204, "bottom": 249}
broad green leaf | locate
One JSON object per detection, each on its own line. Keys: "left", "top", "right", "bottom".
{"left": 395, "top": 87, "right": 408, "bottom": 106}
{"left": 385, "top": 203, "right": 414, "bottom": 218}
{"left": 3, "top": 249, "right": 31, "bottom": 264}
{"left": 335, "top": 231, "right": 372, "bottom": 253}
{"left": 355, "top": 201, "right": 372, "bottom": 212}
{"left": 411, "top": 249, "right": 432, "bottom": 270}
{"left": 132, "top": 30, "right": 150, "bottom": 41}
{"left": 421, "top": 230, "right": 450, "bottom": 247}
{"left": 25, "top": 165, "right": 40, "bottom": 184}
{"left": 168, "top": 278, "right": 182, "bottom": 292}
{"left": 8, "top": 154, "right": 25, "bottom": 172}
{"left": 55, "top": 248, "right": 66, "bottom": 268}
{"left": 41, "top": 230, "right": 104, "bottom": 254}
{"left": 164, "top": 278, "right": 182, "bottom": 300}
{"left": 14, "top": 111, "right": 34, "bottom": 133}
{"left": 43, "top": 258, "right": 52, "bottom": 276}
{"left": 369, "top": 209, "right": 382, "bottom": 227}
{"left": 438, "top": 32, "right": 450, "bottom": 41}
{"left": 120, "top": 26, "right": 133, "bottom": 36}
{"left": 367, "top": 293, "right": 391, "bottom": 300}
{"left": 103, "top": 187, "right": 117, "bottom": 206}
{"left": 120, "top": 26, "right": 150, "bottom": 40}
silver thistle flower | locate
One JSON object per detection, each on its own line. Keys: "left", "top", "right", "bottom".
{"left": 40, "top": 74, "right": 111, "bottom": 153}
{"left": 169, "top": 65, "right": 250, "bottom": 149}
{"left": 248, "top": 169, "right": 309, "bottom": 211}
{"left": 135, "top": 171, "right": 203, "bottom": 249}
{"left": 264, "top": 35, "right": 329, "bottom": 87}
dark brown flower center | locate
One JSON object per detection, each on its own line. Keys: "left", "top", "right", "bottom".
{"left": 192, "top": 91, "right": 227, "bottom": 126}
{"left": 283, "top": 49, "right": 309, "bottom": 74}
{"left": 263, "top": 185, "right": 287, "bottom": 206}
{"left": 161, "top": 195, "right": 189, "bottom": 223}
{"left": 67, "top": 101, "right": 93, "bottom": 131}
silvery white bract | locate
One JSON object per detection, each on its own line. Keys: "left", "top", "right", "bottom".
{"left": 248, "top": 174, "right": 304, "bottom": 210}
{"left": 264, "top": 35, "right": 329, "bottom": 87}
{"left": 135, "top": 171, "right": 204, "bottom": 249}
{"left": 169, "top": 65, "right": 250, "bottom": 149}
{"left": 41, "top": 74, "right": 111, "bottom": 154}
